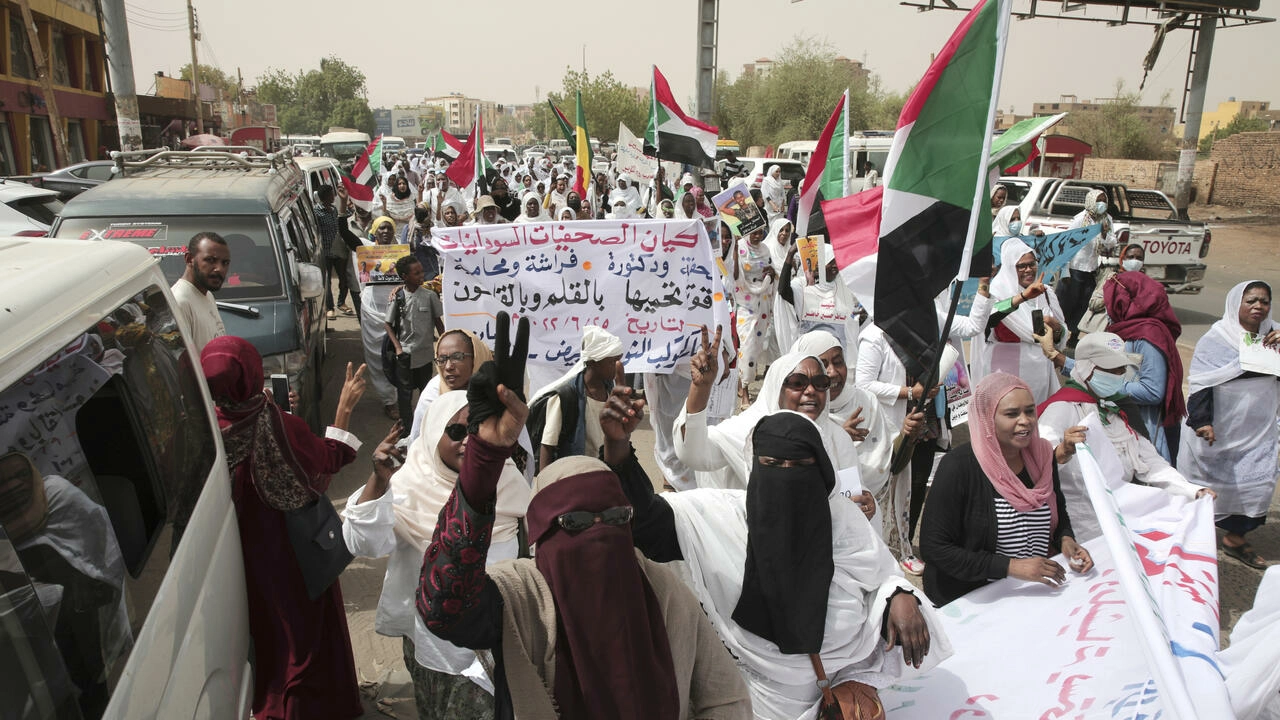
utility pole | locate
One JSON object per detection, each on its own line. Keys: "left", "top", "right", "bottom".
{"left": 694, "top": 0, "right": 718, "bottom": 124}
{"left": 99, "top": 0, "right": 142, "bottom": 151}
{"left": 186, "top": 0, "right": 204, "bottom": 134}
{"left": 1173, "top": 14, "right": 1216, "bottom": 220}
{"left": 16, "top": 0, "right": 70, "bottom": 168}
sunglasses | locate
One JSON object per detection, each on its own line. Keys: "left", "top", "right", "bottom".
{"left": 1015, "top": 261, "right": 1038, "bottom": 272}
{"left": 435, "top": 351, "right": 474, "bottom": 366}
{"left": 555, "top": 506, "right": 634, "bottom": 533}
{"left": 443, "top": 423, "right": 468, "bottom": 442}
{"left": 781, "top": 373, "right": 832, "bottom": 392}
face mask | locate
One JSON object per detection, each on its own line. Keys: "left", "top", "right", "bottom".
{"left": 1121, "top": 259, "right": 1143, "bottom": 273}
{"left": 1007, "top": 220, "right": 1022, "bottom": 236}
{"left": 1094, "top": 201, "right": 1108, "bottom": 215}
{"left": 1088, "top": 370, "right": 1126, "bottom": 399}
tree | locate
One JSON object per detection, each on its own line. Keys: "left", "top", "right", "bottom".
{"left": 533, "top": 69, "right": 648, "bottom": 143}
{"left": 254, "top": 57, "right": 375, "bottom": 135}
{"left": 178, "top": 63, "right": 239, "bottom": 101}
{"left": 712, "top": 38, "right": 902, "bottom": 150}
{"left": 1200, "top": 114, "right": 1270, "bottom": 154}
{"left": 1067, "top": 82, "right": 1175, "bottom": 160}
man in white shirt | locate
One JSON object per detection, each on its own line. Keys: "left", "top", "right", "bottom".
{"left": 170, "top": 232, "right": 230, "bottom": 355}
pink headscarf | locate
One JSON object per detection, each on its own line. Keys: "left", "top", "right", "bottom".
{"left": 692, "top": 186, "right": 716, "bottom": 218}
{"left": 970, "top": 372, "right": 1059, "bottom": 530}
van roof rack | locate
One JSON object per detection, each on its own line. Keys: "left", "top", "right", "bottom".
{"left": 109, "top": 146, "right": 297, "bottom": 176}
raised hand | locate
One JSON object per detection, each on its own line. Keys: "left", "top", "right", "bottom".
{"left": 601, "top": 361, "right": 646, "bottom": 444}
{"left": 690, "top": 325, "right": 723, "bottom": 390}
{"left": 1023, "top": 272, "right": 1048, "bottom": 300}
{"left": 467, "top": 312, "right": 531, "bottom": 446}
{"left": 843, "top": 406, "right": 868, "bottom": 442}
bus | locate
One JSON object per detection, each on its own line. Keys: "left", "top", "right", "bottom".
{"left": 282, "top": 134, "right": 322, "bottom": 152}
{"left": 319, "top": 130, "right": 372, "bottom": 165}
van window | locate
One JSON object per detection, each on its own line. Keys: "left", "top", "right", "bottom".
{"left": 0, "top": 285, "right": 217, "bottom": 718}
{"left": 55, "top": 216, "right": 283, "bottom": 302}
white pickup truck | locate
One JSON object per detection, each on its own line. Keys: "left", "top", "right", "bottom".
{"left": 997, "top": 176, "right": 1210, "bottom": 294}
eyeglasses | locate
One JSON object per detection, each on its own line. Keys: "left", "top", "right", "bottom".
{"left": 555, "top": 506, "right": 634, "bottom": 533}
{"left": 435, "top": 352, "right": 474, "bottom": 366}
{"left": 781, "top": 373, "right": 832, "bottom": 392}
{"left": 443, "top": 423, "right": 468, "bottom": 442}
{"left": 1015, "top": 261, "right": 1038, "bottom": 272}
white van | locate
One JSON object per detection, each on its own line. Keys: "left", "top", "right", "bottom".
{"left": 777, "top": 140, "right": 818, "bottom": 167}
{"left": 320, "top": 130, "right": 372, "bottom": 165}
{"left": 0, "top": 238, "right": 251, "bottom": 718}
{"left": 381, "top": 136, "right": 406, "bottom": 154}
{"left": 296, "top": 155, "right": 343, "bottom": 206}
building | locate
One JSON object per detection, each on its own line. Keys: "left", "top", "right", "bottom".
{"left": 373, "top": 107, "right": 392, "bottom": 136}
{"left": 1033, "top": 94, "right": 1177, "bottom": 136}
{"left": 742, "top": 57, "right": 774, "bottom": 77}
{"left": 420, "top": 93, "right": 498, "bottom": 135}
{"left": 1197, "top": 98, "right": 1271, "bottom": 140}
{"left": 995, "top": 107, "right": 1031, "bottom": 130}
{"left": 0, "top": 0, "right": 112, "bottom": 173}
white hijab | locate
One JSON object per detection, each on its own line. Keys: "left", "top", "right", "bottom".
{"left": 763, "top": 216, "right": 795, "bottom": 273}
{"left": 391, "top": 391, "right": 529, "bottom": 551}
{"left": 988, "top": 237, "right": 1064, "bottom": 343}
{"left": 516, "top": 190, "right": 549, "bottom": 223}
{"left": 992, "top": 205, "right": 1019, "bottom": 237}
{"left": 761, "top": 166, "right": 786, "bottom": 208}
{"left": 1189, "top": 280, "right": 1276, "bottom": 394}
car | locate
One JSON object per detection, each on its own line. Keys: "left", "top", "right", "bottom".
{"left": 32, "top": 159, "right": 117, "bottom": 200}
{"left": 0, "top": 179, "right": 65, "bottom": 236}
{"left": 51, "top": 148, "right": 330, "bottom": 431}
{"left": 523, "top": 144, "right": 548, "bottom": 160}
{"left": 0, "top": 237, "right": 252, "bottom": 718}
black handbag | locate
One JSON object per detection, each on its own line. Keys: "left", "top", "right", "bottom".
{"left": 285, "top": 493, "right": 354, "bottom": 600}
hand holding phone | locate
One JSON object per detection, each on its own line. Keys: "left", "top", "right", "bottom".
{"left": 270, "top": 374, "right": 291, "bottom": 414}
{"left": 1031, "top": 309, "right": 1046, "bottom": 338}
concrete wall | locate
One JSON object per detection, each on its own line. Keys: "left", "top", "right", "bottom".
{"left": 1082, "top": 158, "right": 1217, "bottom": 203}
{"left": 1209, "top": 132, "right": 1280, "bottom": 208}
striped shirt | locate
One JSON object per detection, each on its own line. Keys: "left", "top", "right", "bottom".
{"left": 993, "top": 496, "right": 1052, "bottom": 559}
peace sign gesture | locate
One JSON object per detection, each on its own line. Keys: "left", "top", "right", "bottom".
{"left": 468, "top": 311, "right": 531, "bottom": 447}
{"left": 690, "top": 325, "right": 723, "bottom": 390}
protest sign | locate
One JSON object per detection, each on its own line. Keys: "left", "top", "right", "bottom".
{"left": 616, "top": 123, "right": 682, "bottom": 186}
{"left": 713, "top": 182, "right": 766, "bottom": 237}
{"left": 879, "top": 411, "right": 1230, "bottom": 719}
{"left": 432, "top": 219, "right": 730, "bottom": 380}
{"left": 355, "top": 244, "right": 410, "bottom": 286}
{"left": 992, "top": 223, "right": 1101, "bottom": 279}
{"left": 796, "top": 235, "right": 822, "bottom": 282}
{"left": 1241, "top": 332, "right": 1280, "bottom": 377}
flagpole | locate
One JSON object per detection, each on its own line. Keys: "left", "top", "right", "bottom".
{"left": 840, "top": 88, "right": 850, "bottom": 198}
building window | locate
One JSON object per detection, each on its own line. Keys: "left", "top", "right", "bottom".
{"left": 67, "top": 119, "right": 85, "bottom": 162}
{"left": 0, "top": 118, "right": 14, "bottom": 175}
{"left": 29, "top": 116, "right": 54, "bottom": 172}
{"left": 9, "top": 14, "right": 33, "bottom": 80}
{"left": 51, "top": 27, "right": 69, "bottom": 86}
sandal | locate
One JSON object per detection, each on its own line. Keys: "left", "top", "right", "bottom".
{"left": 1223, "top": 541, "right": 1270, "bottom": 569}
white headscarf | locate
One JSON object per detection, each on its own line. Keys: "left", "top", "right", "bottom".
{"left": 763, "top": 216, "right": 795, "bottom": 272}
{"left": 516, "top": 190, "right": 549, "bottom": 223}
{"left": 1189, "top": 280, "right": 1276, "bottom": 394}
{"left": 992, "top": 205, "right": 1019, "bottom": 237}
{"left": 989, "top": 237, "right": 1064, "bottom": 342}
{"left": 607, "top": 194, "right": 637, "bottom": 220}
{"left": 390, "top": 391, "right": 529, "bottom": 551}
{"left": 762, "top": 165, "right": 786, "bottom": 213}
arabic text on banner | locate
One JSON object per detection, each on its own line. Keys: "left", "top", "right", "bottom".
{"left": 431, "top": 219, "right": 730, "bottom": 374}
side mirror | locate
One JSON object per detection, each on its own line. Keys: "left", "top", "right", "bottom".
{"left": 297, "top": 262, "right": 324, "bottom": 299}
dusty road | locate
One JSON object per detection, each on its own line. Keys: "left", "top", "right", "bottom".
{"left": 319, "top": 212, "right": 1280, "bottom": 716}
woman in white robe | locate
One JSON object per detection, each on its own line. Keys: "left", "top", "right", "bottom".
{"left": 733, "top": 226, "right": 779, "bottom": 400}
{"left": 774, "top": 242, "right": 861, "bottom": 353}
{"left": 1180, "top": 280, "right": 1280, "bottom": 568}
{"left": 761, "top": 165, "right": 787, "bottom": 223}
{"left": 970, "top": 238, "right": 1066, "bottom": 404}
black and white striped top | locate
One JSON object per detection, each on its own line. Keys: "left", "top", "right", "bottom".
{"left": 993, "top": 496, "right": 1052, "bottom": 559}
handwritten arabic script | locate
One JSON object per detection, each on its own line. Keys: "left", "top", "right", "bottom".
{"left": 433, "top": 218, "right": 729, "bottom": 373}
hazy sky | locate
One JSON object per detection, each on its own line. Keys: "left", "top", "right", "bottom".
{"left": 126, "top": 0, "right": 1277, "bottom": 126}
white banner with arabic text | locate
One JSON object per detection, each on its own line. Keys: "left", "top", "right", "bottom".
{"left": 432, "top": 219, "right": 729, "bottom": 382}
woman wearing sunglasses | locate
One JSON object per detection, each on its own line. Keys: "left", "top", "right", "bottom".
{"left": 673, "top": 328, "right": 876, "bottom": 518}
{"left": 419, "top": 315, "right": 752, "bottom": 719}
{"left": 343, "top": 390, "right": 531, "bottom": 718}
{"left": 970, "top": 238, "right": 1067, "bottom": 404}
{"left": 606, "top": 391, "right": 949, "bottom": 718}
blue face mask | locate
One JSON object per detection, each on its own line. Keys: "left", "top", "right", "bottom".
{"left": 1121, "top": 258, "right": 1143, "bottom": 273}
{"left": 1088, "top": 370, "right": 1126, "bottom": 398}
{"left": 1007, "top": 220, "right": 1023, "bottom": 236}
{"left": 1094, "top": 201, "right": 1108, "bottom": 215}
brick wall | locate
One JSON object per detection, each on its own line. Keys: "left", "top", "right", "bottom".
{"left": 1082, "top": 158, "right": 1217, "bottom": 203}
{"left": 1210, "top": 132, "right": 1280, "bottom": 208}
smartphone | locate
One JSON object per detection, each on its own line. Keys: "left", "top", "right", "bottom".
{"left": 1031, "top": 309, "right": 1046, "bottom": 337}
{"left": 270, "top": 374, "right": 291, "bottom": 413}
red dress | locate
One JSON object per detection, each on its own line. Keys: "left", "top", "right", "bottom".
{"left": 229, "top": 416, "right": 362, "bottom": 720}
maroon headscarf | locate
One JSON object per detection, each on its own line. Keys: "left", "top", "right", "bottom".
{"left": 202, "top": 336, "right": 316, "bottom": 510}
{"left": 1104, "top": 271, "right": 1186, "bottom": 426}
{"left": 526, "top": 458, "right": 679, "bottom": 720}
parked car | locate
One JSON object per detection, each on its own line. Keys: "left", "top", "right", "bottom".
{"left": 0, "top": 237, "right": 251, "bottom": 718}
{"left": 50, "top": 148, "right": 330, "bottom": 429}
{"left": 0, "top": 179, "right": 65, "bottom": 236}
{"left": 999, "top": 176, "right": 1211, "bottom": 294}
{"left": 31, "top": 160, "right": 117, "bottom": 200}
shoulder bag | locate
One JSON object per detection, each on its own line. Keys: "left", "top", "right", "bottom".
{"left": 809, "top": 654, "right": 885, "bottom": 720}
{"left": 285, "top": 492, "right": 354, "bottom": 601}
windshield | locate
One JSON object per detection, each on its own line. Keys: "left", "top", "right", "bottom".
{"left": 54, "top": 215, "right": 284, "bottom": 302}
{"left": 6, "top": 194, "right": 64, "bottom": 225}
{"left": 321, "top": 142, "right": 367, "bottom": 161}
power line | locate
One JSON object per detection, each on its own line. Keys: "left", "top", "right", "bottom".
{"left": 125, "top": 2, "right": 186, "bottom": 18}
{"left": 127, "top": 19, "right": 187, "bottom": 32}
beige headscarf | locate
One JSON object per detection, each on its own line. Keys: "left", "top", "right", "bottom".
{"left": 435, "top": 329, "right": 494, "bottom": 378}
{"left": 391, "top": 390, "right": 529, "bottom": 551}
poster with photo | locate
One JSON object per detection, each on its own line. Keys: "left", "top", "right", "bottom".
{"left": 355, "top": 244, "right": 410, "bottom": 286}
{"left": 712, "top": 182, "right": 766, "bottom": 237}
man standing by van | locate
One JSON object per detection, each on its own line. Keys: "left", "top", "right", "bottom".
{"left": 172, "top": 232, "right": 229, "bottom": 355}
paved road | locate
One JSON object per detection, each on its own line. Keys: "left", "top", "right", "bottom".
{"left": 320, "top": 216, "right": 1280, "bottom": 715}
